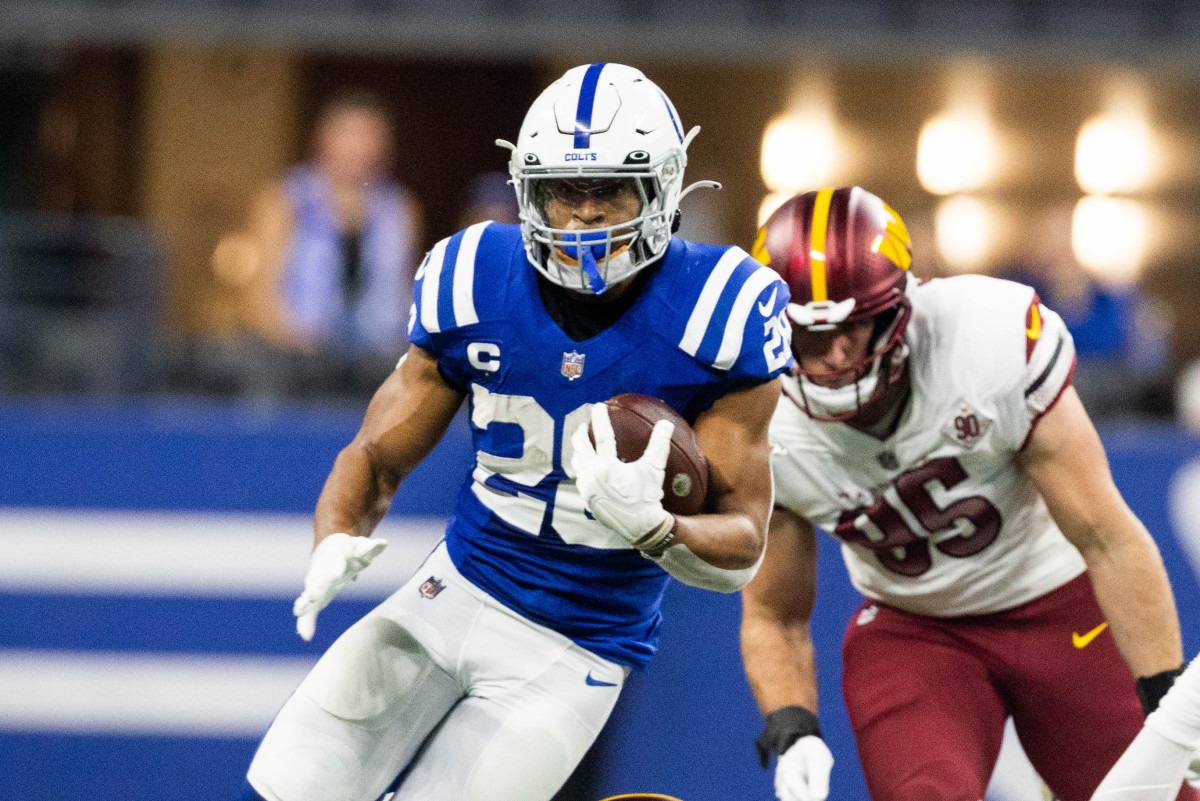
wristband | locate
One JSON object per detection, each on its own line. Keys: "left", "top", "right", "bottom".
{"left": 1136, "top": 664, "right": 1187, "bottom": 716}
{"left": 755, "top": 705, "right": 821, "bottom": 768}
{"left": 635, "top": 515, "right": 676, "bottom": 556}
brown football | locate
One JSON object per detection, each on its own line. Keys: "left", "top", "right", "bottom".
{"left": 588, "top": 393, "right": 709, "bottom": 516}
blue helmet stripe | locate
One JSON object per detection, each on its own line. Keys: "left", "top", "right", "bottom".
{"left": 658, "top": 90, "right": 684, "bottom": 142}
{"left": 573, "top": 63, "right": 607, "bottom": 148}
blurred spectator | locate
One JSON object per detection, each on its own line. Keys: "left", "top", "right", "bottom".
{"left": 1177, "top": 359, "right": 1200, "bottom": 434}
{"left": 456, "top": 170, "right": 518, "bottom": 228}
{"left": 198, "top": 89, "right": 422, "bottom": 398}
{"left": 994, "top": 208, "right": 1171, "bottom": 419}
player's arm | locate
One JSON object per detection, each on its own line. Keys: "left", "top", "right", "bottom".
{"left": 673, "top": 377, "right": 780, "bottom": 567}
{"left": 741, "top": 504, "right": 820, "bottom": 715}
{"left": 1019, "top": 386, "right": 1184, "bottom": 684}
{"left": 741, "top": 505, "right": 833, "bottom": 801}
{"left": 571, "top": 378, "right": 779, "bottom": 592}
{"left": 649, "top": 378, "right": 779, "bottom": 592}
{"left": 293, "top": 346, "right": 465, "bottom": 639}
{"left": 314, "top": 345, "right": 465, "bottom": 545}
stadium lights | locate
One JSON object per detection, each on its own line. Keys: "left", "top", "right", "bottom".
{"left": 1071, "top": 196, "right": 1148, "bottom": 284}
{"left": 935, "top": 195, "right": 993, "bottom": 272}
{"left": 760, "top": 110, "right": 839, "bottom": 193}
{"left": 1075, "top": 112, "right": 1157, "bottom": 194}
{"left": 916, "top": 111, "right": 997, "bottom": 195}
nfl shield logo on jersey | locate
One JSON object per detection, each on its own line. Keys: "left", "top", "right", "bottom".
{"left": 418, "top": 576, "right": 445, "bottom": 599}
{"left": 561, "top": 351, "right": 586, "bottom": 380}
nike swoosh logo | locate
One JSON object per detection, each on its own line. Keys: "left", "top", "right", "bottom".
{"left": 758, "top": 287, "right": 778, "bottom": 317}
{"left": 585, "top": 671, "right": 617, "bottom": 687}
{"left": 1072, "top": 622, "right": 1108, "bottom": 649}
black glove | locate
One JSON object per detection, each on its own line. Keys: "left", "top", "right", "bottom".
{"left": 1136, "top": 663, "right": 1187, "bottom": 716}
{"left": 755, "top": 705, "right": 822, "bottom": 768}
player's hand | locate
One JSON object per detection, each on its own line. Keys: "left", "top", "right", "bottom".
{"left": 293, "top": 532, "right": 388, "bottom": 641}
{"left": 774, "top": 736, "right": 834, "bottom": 801}
{"left": 570, "top": 404, "right": 674, "bottom": 553}
{"left": 1186, "top": 752, "right": 1200, "bottom": 789}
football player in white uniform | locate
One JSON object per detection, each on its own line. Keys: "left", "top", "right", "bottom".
{"left": 1093, "top": 651, "right": 1200, "bottom": 801}
{"left": 739, "top": 186, "right": 1196, "bottom": 801}
{"left": 238, "top": 64, "right": 791, "bottom": 801}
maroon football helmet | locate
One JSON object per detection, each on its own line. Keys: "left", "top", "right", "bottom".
{"left": 752, "top": 186, "right": 915, "bottom": 421}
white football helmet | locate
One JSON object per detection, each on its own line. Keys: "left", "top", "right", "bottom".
{"left": 498, "top": 63, "right": 717, "bottom": 295}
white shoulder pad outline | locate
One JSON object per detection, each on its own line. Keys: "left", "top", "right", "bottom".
{"left": 418, "top": 221, "right": 490, "bottom": 334}
{"left": 679, "top": 246, "right": 782, "bottom": 371}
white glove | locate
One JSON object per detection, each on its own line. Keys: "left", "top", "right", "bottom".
{"left": 775, "top": 736, "right": 834, "bottom": 801}
{"left": 293, "top": 532, "right": 388, "bottom": 641}
{"left": 570, "top": 403, "right": 675, "bottom": 553}
{"left": 1187, "top": 752, "right": 1199, "bottom": 788}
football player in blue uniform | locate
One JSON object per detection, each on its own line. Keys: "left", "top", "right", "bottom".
{"left": 240, "top": 63, "right": 794, "bottom": 801}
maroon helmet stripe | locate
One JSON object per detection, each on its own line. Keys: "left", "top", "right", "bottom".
{"left": 788, "top": 197, "right": 815, "bottom": 305}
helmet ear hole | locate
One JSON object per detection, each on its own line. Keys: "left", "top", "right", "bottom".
{"left": 671, "top": 209, "right": 681, "bottom": 234}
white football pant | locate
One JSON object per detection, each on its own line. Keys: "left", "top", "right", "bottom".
{"left": 1089, "top": 727, "right": 1189, "bottom": 801}
{"left": 1091, "top": 653, "right": 1200, "bottom": 801}
{"left": 246, "top": 543, "right": 627, "bottom": 801}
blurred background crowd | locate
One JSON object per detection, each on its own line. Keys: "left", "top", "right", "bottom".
{"left": 3, "top": 0, "right": 1200, "bottom": 424}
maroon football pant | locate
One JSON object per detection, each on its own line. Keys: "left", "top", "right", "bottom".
{"left": 841, "top": 572, "right": 1197, "bottom": 801}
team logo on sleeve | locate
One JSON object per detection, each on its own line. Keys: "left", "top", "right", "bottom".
{"left": 941, "top": 401, "right": 992, "bottom": 449}
{"left": 876, "top": 203, "right": 913, "bottom": 271}
{"left": 418, "top": 576, "right": 445, "bottom": 599}
{"left": 561, "top": 350, "right": 586, "bottom": 380}
{"left": 1025, "top": 294, "right": 1043, "bottom": 363}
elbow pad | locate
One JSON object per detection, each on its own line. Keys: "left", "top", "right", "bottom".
{"left": 650, "top": 542, "right": 764, "bottom": 593}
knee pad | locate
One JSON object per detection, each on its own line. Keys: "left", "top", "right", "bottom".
{"left": 462, "top": 699, "right": 589, "bottom": 801}
{"left": 248, "top": 726, "right": 362, "bottom": 801}
{"left": 302, "top": 616, "right": 437, "bottom": 725}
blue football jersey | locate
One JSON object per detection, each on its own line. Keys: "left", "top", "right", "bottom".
{"left": 407, "top": 222, "right": 792, "bottom": 666}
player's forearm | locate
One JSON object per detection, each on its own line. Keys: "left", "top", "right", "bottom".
{"left": 671, "top": 511, "right": 766, "bottom": 569}
{"left": 1079, "top": 511, "right": 1183, "bottom": 677}
{"left": 652, "top": 541, "right": 761, "bottom": 592}
{"left": 741, "top": 614, "right": 820, "bottom": 714}
{"left": 312, "top": 439, "right": 401, "bottom": 545}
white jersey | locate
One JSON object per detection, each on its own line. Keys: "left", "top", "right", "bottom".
{"left": 770, "top": 274, "right": 1086, "bottom": 617}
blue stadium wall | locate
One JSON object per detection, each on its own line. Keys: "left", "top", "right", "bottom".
{"left": 1, "top": 399, "right": 1197, "bottom": 801}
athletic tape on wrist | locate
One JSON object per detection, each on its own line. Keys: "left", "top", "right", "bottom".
{"left": 1137, "top": 664, "right": 1187, "bottom": 716}
{"left": 756, "top": 705, "right": 822, "bottom": 768}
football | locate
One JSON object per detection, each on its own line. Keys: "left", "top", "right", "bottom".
{"left": 589, "top": 393, "right": 709, "bottom": 516}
